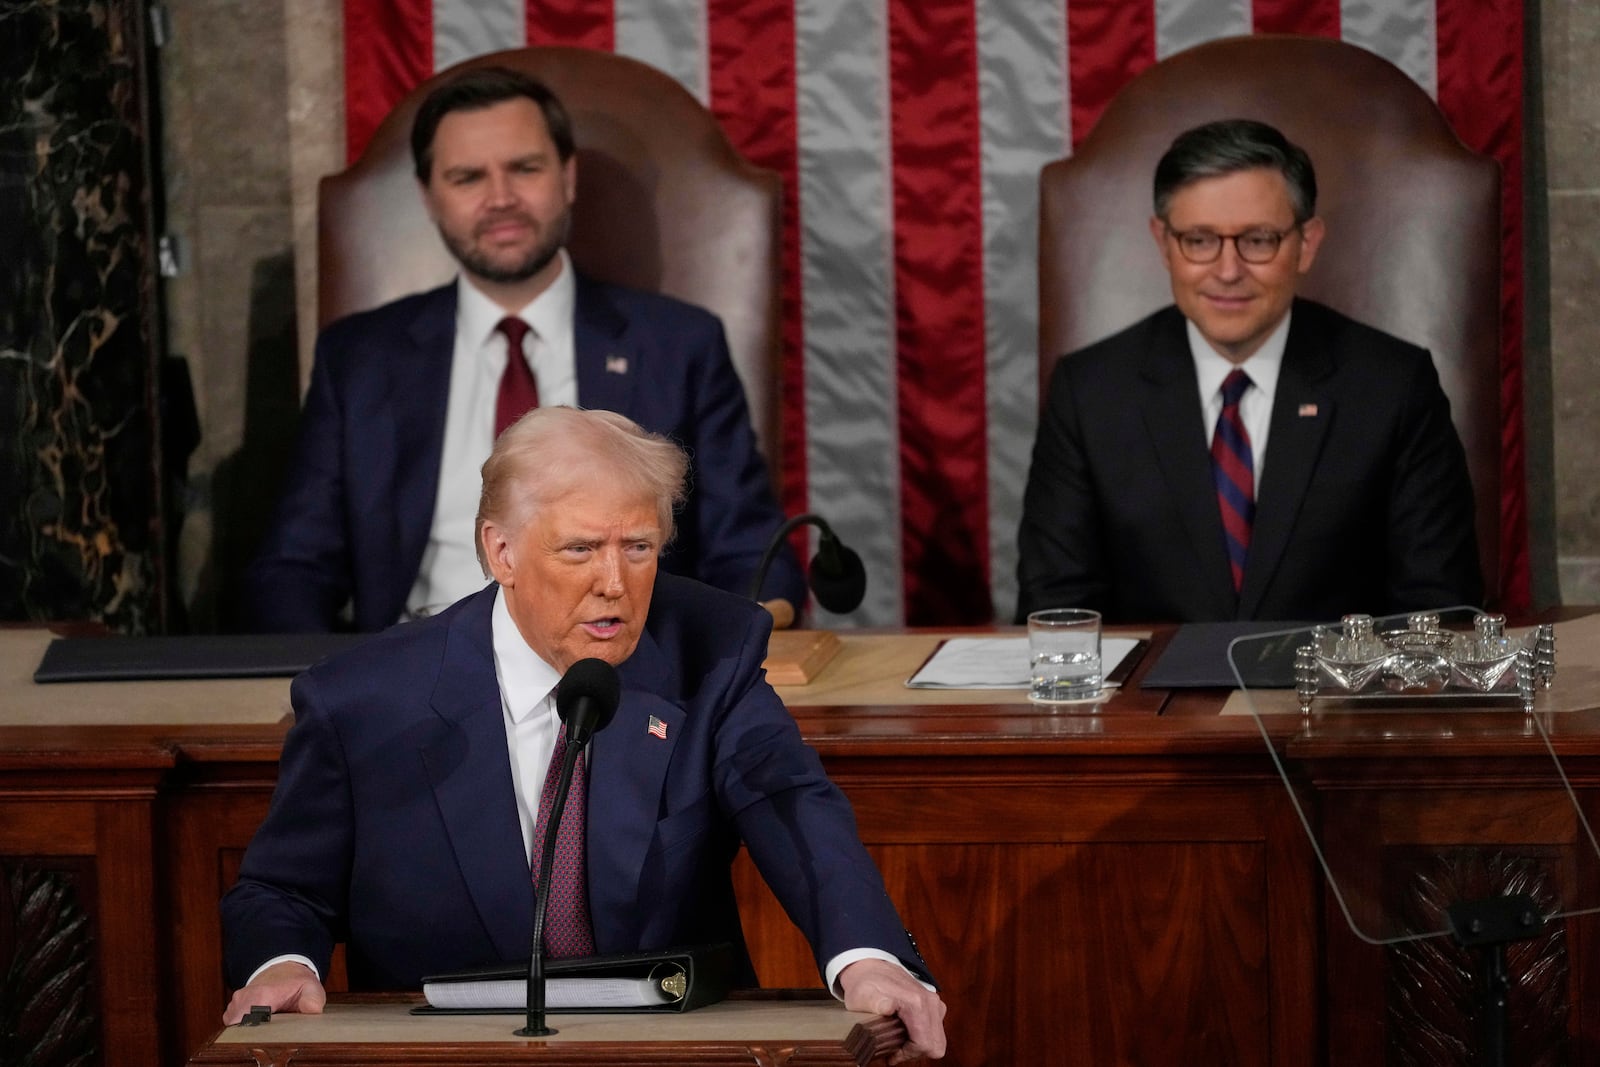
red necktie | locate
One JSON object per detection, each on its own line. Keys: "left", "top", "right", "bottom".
{"left": 494, "top": 317, "right": 538, "bottom": 437}
{"left": 1211, "top": 368, "right": 1255, "bottom": 592}
{"left": 532, "top": 721, "right": 595, "bottom": 958}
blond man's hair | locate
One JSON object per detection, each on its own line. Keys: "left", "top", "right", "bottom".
{"left": 475, "top": 406, "right": 689, "bottom": 574}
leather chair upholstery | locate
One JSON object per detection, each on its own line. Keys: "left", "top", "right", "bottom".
{"left": 1038, "top": 34, "right": 1501, "bottom": 597}
{"left": 318, "top": 45, "right": 784, "bottom": 481}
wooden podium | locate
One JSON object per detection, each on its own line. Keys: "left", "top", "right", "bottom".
{"left": 186, "top": 994, "right": 909, "bottom": 1065}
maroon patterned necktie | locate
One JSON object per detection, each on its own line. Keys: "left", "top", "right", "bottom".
{"left": 532, "top": 721, "right": 595, "bottom": 958}
{"left": 1211, "top": 368, "right": 1255, "bottom": 592}
{"left": 494, "top": 317, "right": 538, "bottom": 437}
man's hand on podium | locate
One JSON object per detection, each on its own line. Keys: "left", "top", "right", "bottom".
{"left": 839, "top": 958, "right": 947, "bottom": 1062}
{"left": 222, "top": 961, "right": 327, "bottom": 1025}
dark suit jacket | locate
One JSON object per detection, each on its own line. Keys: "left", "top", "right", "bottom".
{"left": 1016, "top": 299, "right": 1482, "bottom": 623}
{"left": 222, "top": 575, "right": 928, "bottom": 991}
{"left": 239, "top": 276, "right": 804, "bottom": 632}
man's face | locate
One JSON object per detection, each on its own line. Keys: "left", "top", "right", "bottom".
{"left": 1149, "top": 167, "right": 1325, "bottom": 363}
{"left": 420, "top": 97, "right": 577, "bottom": 289}
{"left": 481, "top": 479, "right": 660, "bottom": 674}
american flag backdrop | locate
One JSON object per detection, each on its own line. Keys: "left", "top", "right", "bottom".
{"left": 343, "top": 0, "right": 1529, "bottom": 626}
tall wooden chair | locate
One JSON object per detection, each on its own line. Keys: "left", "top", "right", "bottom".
{"left": 317, "top": 46, "right": 784, "bottom": 481}
{"left": 1038, "top": 34, "right": 1501, "bottom": 597}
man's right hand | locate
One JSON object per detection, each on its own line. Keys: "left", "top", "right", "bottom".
{"left": 222, "top": 961, "right": 327, "bottom": 1024}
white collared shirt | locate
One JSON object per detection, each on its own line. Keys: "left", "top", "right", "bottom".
{"left": 403, "top": 252, "right": 580, "bottom": 620}
{"left": 491, "top": 583, "right": 566, "bottom": 861}
{"left": 1187, "top": 310, "right": 1290, "bottom": 483}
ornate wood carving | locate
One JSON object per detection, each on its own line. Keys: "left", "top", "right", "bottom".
{"left": 1386, "top": 849, "right": 1568, "bottom": 1067}
{"left": 0, "top": 861, "right": 101, "bottom": 1067}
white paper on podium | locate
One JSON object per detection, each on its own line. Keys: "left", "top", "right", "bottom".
{"left": 905, "top": 636, "right": 1142, "bottom": 689}
{"left": 423, "top": 975, "right": 672, "bottom": 1011}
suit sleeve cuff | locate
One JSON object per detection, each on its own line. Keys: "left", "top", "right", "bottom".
{"left": 823, "top": 949, "right": 936, "bottom": 1001}
{"left": 246, "top": 954, "right": 321, "bottom": 987}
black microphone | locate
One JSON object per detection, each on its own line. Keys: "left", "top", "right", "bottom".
{"left": 556, "top": 657, "right": 622, "bottom": 744}
{"left": 518, "top": 658, "right": 622, "bottom": 1037}
{"left": 747, "top": 513, "right": 868, "bottom": 615}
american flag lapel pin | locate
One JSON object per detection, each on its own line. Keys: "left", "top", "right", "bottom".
{"left": 647, "top": 715, "right": 668, "bottom": 740}
{"left": 605, "top": 354, "right": 629, "bottom": 375}
{"left": 1297, "top": 403, "right": 1319, "bottom": 417}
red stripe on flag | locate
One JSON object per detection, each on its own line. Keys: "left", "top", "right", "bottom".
{"left": 344, "top": 0, "right": 433, "bottom": 162}
{"left": 707, "top": 0, "right": 808, "bottom": 538}
{"left": 888, "top": 0, "right": 991, "bottom": 624}
{"left": 1435, "top": 0, "right": 1530, "bottom": 613}
{"left": 1066, "top": 0, "right": 1155, "bottom": 147}
{"left": 526, "top": 0, "right": 614, "bottom": 49}
{"left": 1251, "top": 0, "right": 1339, "bottom": 38}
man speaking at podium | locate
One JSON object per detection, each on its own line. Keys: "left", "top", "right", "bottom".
{"left": 221, "top": 407, "right": 946, "bottom": 1061}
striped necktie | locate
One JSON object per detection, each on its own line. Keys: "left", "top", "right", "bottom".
{"left": 1211, "top": 368, "right": 1255, "bottom": 592}
{"left": 532, "top": 721, "right": 595, "bottom": 958}
{"left": 494, "top": 317, "right": 538, "bottom": 437}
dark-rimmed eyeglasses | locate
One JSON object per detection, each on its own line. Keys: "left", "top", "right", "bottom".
{"left": 1164, "top": 225, "right": 1299, "bottom": 265}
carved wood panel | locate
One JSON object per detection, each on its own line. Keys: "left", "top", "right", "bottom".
{"left": 0, "top": 859, "right": 102, "bottom": 1067}
{"left": 1321, "top": 785, "right": 1597, "bottom": 1067}
{"left": 1385, "top": 849, "right": 1569, "bottom": 1067}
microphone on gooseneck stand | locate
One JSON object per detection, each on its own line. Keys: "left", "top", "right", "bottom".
{"left": 747, "top": 513, "right": 868, "bottom": 615}
{"left": 517, "top": 658, "right": 621, "bottom": 1038}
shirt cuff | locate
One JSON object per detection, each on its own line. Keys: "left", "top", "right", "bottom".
{"left": 246, "top": 954, "right": 321, "bottom": 987}
{"left": 823, "top": 948, "right": 934, "bottom": 1000}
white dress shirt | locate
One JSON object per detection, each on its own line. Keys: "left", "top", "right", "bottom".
{"left": 1187, "top": 310, "right": 1290, "bottom": 483}
{"left": 403, "top": 252, "right": 580, "bottom": 620}
{"left": 491, "top": 584, "right": 569, "bottom": 861}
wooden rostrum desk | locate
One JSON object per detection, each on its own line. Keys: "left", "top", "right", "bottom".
{"left": 3, "top": 622, "right": 1600, "bottom": 1066}
{"left": 186, "top": 992, "right": 904, "bottom": 1065}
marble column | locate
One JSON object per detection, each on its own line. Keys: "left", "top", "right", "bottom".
{"left": 0, "top": 0, "right": 165, "bottom": 631}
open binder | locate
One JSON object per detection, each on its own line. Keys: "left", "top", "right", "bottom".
{"left": 412, "top": 943, "right": 735, "bottom": 1015}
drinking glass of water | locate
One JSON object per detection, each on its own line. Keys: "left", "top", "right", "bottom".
{"left": 1027, "top": 608, "right": 1103, "bottom": 703}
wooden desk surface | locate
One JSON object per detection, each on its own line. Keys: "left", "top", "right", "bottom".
{"left": 1, "top": 629, "right": 293, "bottom": 727}
{"left": 9, "top": 616, "right": 1600, "bottom": 753}
{"left": 202, "top": 998, "right": 879, "bottom": 1046}
{"left": 773, "top": 628, "right": 1150, "bottom": 706}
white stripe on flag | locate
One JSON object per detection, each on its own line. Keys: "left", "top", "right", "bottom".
{"left": 1155, "top": 0, "right": 1251, "bottom": 60}
{"left": 615, "top": 0, "right": 709, "bottom": 104}
{"left": 434, "top": 0, "right": 524, "bottom": 70}
{"left": 1059, "top": 0, "right": 1073, "bottom": 150}
{"left": 1342, "top": 0, "right": 1438, "bottom": 99}
{"left": 797, "top": 0, "right": 902, "bottom": 626}
{"left": 978, "top": 0, "right": 1068, "bottom": 623}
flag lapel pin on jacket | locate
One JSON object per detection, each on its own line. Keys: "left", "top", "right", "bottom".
{"left": 647, "top": 715, "right": 668, "bottom": 740}
{"left": 605, "top": 354, "right": 629, "bottom": 375}
{"left": 1297, "top": 403, "right": 1319, "bottom": 417}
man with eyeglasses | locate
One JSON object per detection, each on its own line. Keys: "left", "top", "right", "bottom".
{"left": 1016, "top": 118, "right": 1481, "bottom": 623}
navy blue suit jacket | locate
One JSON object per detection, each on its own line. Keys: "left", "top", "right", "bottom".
{"left": 221, "top": 575, "right": 927, "bottom": 991}
{"left": 1017, "top": 299, "right": 1483, "bottom": 623}
{"left": 240, "top": 276, "right": 804, "bottom": 632}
